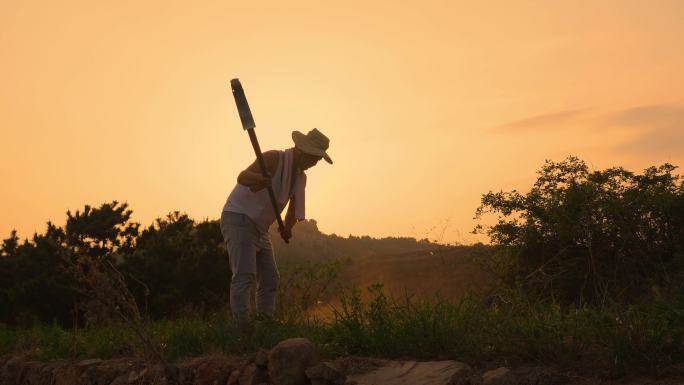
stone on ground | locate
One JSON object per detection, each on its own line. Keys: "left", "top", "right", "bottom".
{"left": 481, "top": 367, "right": 514, "bottom": 385}
{"left": 306, "top": 362, "right": 346, "bottom": 385}
{"left": 268, "top": 337, "right": 320, "bottom": 385}
{"left": 227, "top": 369, "right": 241, "bottom": 385}
{"left": 346, "top": 360, "right": 470, "bottom": 385}
{"left": 240, "top": 362, "right": 270, "bottom": 385}
{"left": 255, "top": 349, "right": 269, "bottom": 367}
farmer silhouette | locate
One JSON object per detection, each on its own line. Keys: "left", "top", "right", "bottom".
{"left": 220, "top": 128, "right": 332, "bottom": 325}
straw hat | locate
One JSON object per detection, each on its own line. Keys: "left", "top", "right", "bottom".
{"left": 292, "top": 128, "right": 333, "bottom": 164}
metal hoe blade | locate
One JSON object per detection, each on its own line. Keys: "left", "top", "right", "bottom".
{"left": 230, "top": 79, "right": 256, "bottom": 130}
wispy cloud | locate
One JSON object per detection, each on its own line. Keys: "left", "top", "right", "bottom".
{"left": 494, "top": 108, "right": 590, "bottom": 132}
{"left": 607, "top": 104, "right": 684, "bottom": 128}
{"left": 608, "top": 104, "right": 684, "bottom": 156}
{"left": 492, "top": 103, "right": 684, "bottom": 159}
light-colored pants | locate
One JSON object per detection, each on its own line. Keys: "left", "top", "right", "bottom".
{"left": 220, "top": 211, "right": 279, "bottom": 324}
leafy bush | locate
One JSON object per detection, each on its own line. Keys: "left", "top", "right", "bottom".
{"left": 0, "top": 225, "right": 77, "bottom": 326}
{"left": 121, "top": 212, "right": 230, "bottom": 319}
{"left": 475, "top": 156, "right": 684, "bottom": 306}
{"left": 0, "top": 201, "right": 438, "bottom": 327}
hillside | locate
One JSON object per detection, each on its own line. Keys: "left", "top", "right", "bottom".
{"left": 337, "top": 246, "right": 494, "bottom": 300}
{"left": 269, "top": 219, "right": 439, "bottom": 263}
{"left": 268, "top": 219, "right": 494, "bottom": 302}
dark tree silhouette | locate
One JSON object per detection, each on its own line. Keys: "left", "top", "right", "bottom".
{"left": 475, "top": 156, "right": 684, "bottom": 306}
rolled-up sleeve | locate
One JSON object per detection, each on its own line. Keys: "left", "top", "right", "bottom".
{"left": 293, "top": 173, "right": 306, "bottom": 220}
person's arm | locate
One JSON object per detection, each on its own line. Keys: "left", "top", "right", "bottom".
{"left": 279, "top": 199, "right": 297, "bottom": 242}
{"left": 285, "top": 200, "right": 297, "bottom": 229}
{"left": 237, "top": 150, "right": 279, "bottom": 192}
{"left": 279, "top": 173, "right": 306, "bottom": 242}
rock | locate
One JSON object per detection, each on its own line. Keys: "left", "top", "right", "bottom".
{"left": 255, "top": 349, "right": 269, "bottom": 367}
{"left": 191, "top": 356, "right": 237, "bottom": 385}
{"left": 1, "top": 356, "right": 24, "bottom": 384}
{"left": 53, "top": 361, "right": 84, "bottom": 385}
{"left": 78, "top": 358, "right": 104, "bottom": 368}
{"left": 305, "top": 362, "right": 346, "bottom": 385}
{"left": 268, "top": 338, "right": 320, "bottom": 385}
{"left": 347, "top": 360, "right": 470, "bottom": 385}
{"left": 240, "top": 363, "right": 270, "bottom": 385}
{"left": 448, "top": 364, "right": 474, "bottom": 385}
{"left": 227, "top": 369, "right": 240, "bottom": 385}
{"left": 16, "top": 360, "right": 46, "bottom": 385}
{"left": 331, "top": 357, "right": 384, "bottom": 376}
{"left": 128, "top": 368, "right": 145, "bottom": 383}
{"left": 39, "top": 361, "right": 69, "bottom": 385}
{"left": 79, "top": 359, "right": 129, "bottom": 385}
{"left": 481, "top": 367, "right": 514, "bottom": 385}
{"left": 80, "top": 364, "right": 128, "bottom": 385}
{"left": 145, "top": 363, "right": 179, "bottom": 384}
{"left": 0, "top": 359, "right": 58, "bottom": 385}
{"left": 0, "top": 355, "right": 13, "bottom": 370}
{"left": 109, "top": 373, "right": 129, "bottom": 385}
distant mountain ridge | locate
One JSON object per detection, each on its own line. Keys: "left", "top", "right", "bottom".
{"left": 268, "top": 219, "right": 437, "bottom": 263}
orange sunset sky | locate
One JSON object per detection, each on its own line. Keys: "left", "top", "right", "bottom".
{"left": 2, "top": 1, "right": 683, "bottom": 244}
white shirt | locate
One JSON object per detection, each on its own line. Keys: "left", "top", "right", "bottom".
{"left": 223, "top": 149, "right": 306, "bottom": 232}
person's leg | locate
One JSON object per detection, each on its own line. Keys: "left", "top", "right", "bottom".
{"left": 255, "top": 232, "right": 279, "bottom": 318}
{"left": 220, "top": 211, "right": 257, "bottom": 325}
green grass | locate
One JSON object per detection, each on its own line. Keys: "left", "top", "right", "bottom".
{"left": 2, "top": 285, "right": 683, "bottom": 374}
{"left": 325, "top": 285, "right": 684, "bottom": 372}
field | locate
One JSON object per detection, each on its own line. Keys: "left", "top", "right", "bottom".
{"left": 3, "top": 246, "right": 683, "bottom": 378}
{"left": 302, "top": 246, "right": 493, "bottom": 319}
